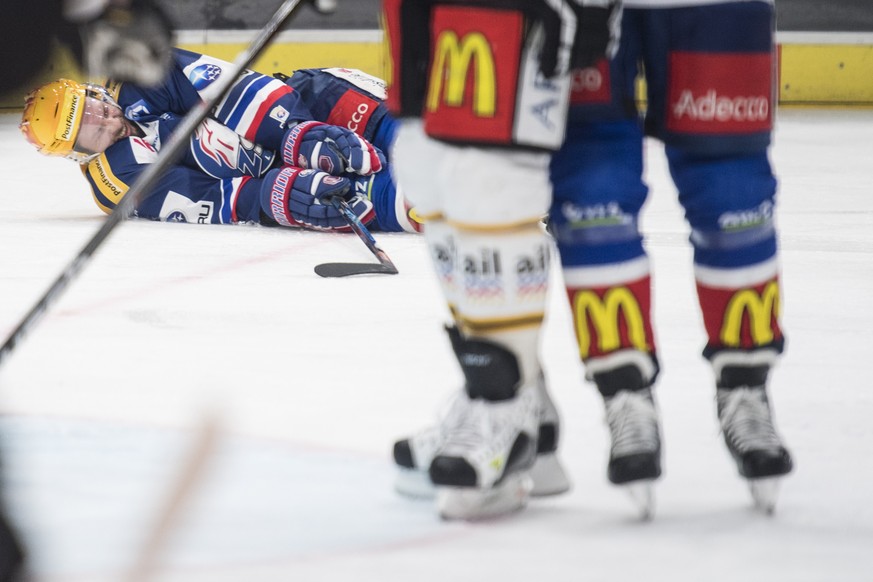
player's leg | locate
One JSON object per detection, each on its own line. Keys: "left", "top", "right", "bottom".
{"left": 551, "top": 118, "right": 662, "bottom": 507}
{"left": 391, "top": 206, "right": 566, "bottom": 498}
{"left": 550, "top": 10, "right": 661, "bottom": 518}
{"left": 647, "top": 0, "right": 792, "bottom": 510}
{"left": 385, "top": 0, "right": 580, "bottom": 514}
{"left": 393, "top": 121, "right": 562, "bottom": 518}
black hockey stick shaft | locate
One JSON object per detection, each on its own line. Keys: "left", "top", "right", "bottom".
{"left": 332, "top": 197, "right": 398, "bottom": 272}
{"left": 0, "top": 0, "right": 309, "bottom": 368}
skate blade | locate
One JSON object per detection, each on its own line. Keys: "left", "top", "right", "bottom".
{"left": 436, "top": 473, "right": 533, "bottom": 521}
{"left": 748, "top": 477, "right": 782, "bottom": 515}
{"left": 622, "top": 480, "right": 656, "bottom": 521}
{"left": 394, "top": 469, "right": 436, "bottom": 500}
{"left": 395, "top": 454, "right": 569, "bottom": 501}
{"left": 530, "top": 453, "right": 571, "bottom": 497}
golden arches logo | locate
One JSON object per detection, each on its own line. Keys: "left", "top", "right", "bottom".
{"left": 573, "top": 288, "right": 647, "bottom": 359}
{"left": 720, "top": 281, "right": 780, "bottom": 347}
{"left": 426, "top": 31, "right": 496, "bottom": 117}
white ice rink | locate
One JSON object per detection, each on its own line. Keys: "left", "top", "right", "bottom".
{"left": 0, "top": 107, "right": 872, "bottom": 581}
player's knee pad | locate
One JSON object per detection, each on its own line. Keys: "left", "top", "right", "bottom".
{"left": 561, "top": 256, "right": 659, "bottom": 384}
{"left": 670, "top": 149, "right": 778, "bottom": 269}
{"left": 549, "top": 120, "right": 648, "bottom": 267}
{"left": 441, "top": 144, "right": 551, "bottom": 226}
{"left": 393, "top": 120, "right": 552, "bottom": 226}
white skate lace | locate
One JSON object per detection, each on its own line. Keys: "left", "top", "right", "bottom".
{"left": 440, "top": 400, "right": 503, "bottom": 457}
{"left": 407, "top": 391, "right": 471, "bottom": 465}
{"left": 409, "top": 372, "right": 558, "bottom": 465}
{"left": 605, "top": 389, "right": 660, "bottom": 458}
{"left": 718, "top": 387, "right": 783, "bottom": 454}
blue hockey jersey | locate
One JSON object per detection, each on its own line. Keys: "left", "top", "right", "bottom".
{"left": 81, "top": 49, "right": 417, "bottom": 232}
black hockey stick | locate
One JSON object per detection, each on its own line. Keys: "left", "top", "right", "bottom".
{"left": 313, "top": 197, "right": 399, "bottom": 277}
{"left": 0, "top": 0, "right": 309, "bottom": 368}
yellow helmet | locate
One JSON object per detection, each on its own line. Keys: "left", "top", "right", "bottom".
{"left": 20, "top": 79, "right": 117, "bottom": 162}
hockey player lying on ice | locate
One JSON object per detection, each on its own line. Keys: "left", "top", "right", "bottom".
{"left": 19, "top": 48, "right": 421, "bottom": 234}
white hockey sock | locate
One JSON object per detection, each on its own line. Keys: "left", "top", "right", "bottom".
{"left": 447, "top": 222, "right": 551, "bottom": 387}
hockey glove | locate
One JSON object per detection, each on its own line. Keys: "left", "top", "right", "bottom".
{"left": 261, "top": 167, "right": 375, "bottom": 231}
{"left": 281, "top": 121, "right": 385, "bottom": 176}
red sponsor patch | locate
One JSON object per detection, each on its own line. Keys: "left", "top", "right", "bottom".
{"left": 326, "top": 89, "right": 379, "bottom": 137}
{"left": 570, "top": 59, "right": 611, "bottom": 105}
{"left": 567, "top": 276, "right": 655, "bottom": 360}
{"left": 422, "top": 6, "right": 523, "bottom": 143}
{"left": 696, "top": 277, "right": 782, "bottom": 350}
{"left": 667, "top": 52, "right": 773, "bottom": 134}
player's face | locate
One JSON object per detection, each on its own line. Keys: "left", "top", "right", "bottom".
{"left": 74, "top": 96, "right": 129, "bottom": 156}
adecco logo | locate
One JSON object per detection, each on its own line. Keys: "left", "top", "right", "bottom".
{"left": 672, "top": 90, "right": 769, "bottom": 123}
{"left": 667, "top": 51, "right": 772, "bottom": 134}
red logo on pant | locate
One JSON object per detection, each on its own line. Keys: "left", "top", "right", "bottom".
{"left": 667, "top": 52, "right": 773, "bottom": 134}
{"left": 327, "top": 90, "right": 378, "bottom": 137}
{"left": 570, "top": 59, "right": 611, "bottom": 105}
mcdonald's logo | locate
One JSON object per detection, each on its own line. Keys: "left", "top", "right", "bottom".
{"left": 573, "top": 287, "right": 648, "bottom": 359}
{"left": 720, "top": 281, "right": 780, "bottom": 347}
{"left": 426, "top": 31, "right": 496, "bottom": 117}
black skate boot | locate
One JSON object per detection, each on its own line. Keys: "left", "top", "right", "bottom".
{"left": 393, "top": 367, "right": 569, "bottom": 499}
{"left": 426, "top": 327, "right": 540, "bottom": 520}
{"left": 594, "top": 364, "right": 662, "bottom": 519}
{"left": 717, "top": 364, "right": 793, "bottom": 513}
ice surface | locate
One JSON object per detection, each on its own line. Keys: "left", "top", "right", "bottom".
{"left": 0, "top": 108, "right": 872, "bottom": 581}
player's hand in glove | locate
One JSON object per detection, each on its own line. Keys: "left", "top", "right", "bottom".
{"left": 281, "top": 121, "right": 386, "bottom": 176}
{"left": 260, "top": 167, "right": 375, "bottom": 231}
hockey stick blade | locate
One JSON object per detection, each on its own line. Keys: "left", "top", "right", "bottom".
{"left": 313, "top": 196, "right": 399, "bottom": 278}
{"left": 314, "top": 261, "right": 398, "bottom": 278}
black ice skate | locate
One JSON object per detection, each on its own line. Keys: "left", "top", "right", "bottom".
{"left": 596, "top": 364, "right": 662, "bottom": 520}
{"left": 393, "top": 370, "right": 570, "bottom": 499}
{"left": 425, "top": 328, "right": 541, "bottom": 520}
{"left": 717, "top": 364, "right": 793, "bottom": 514}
